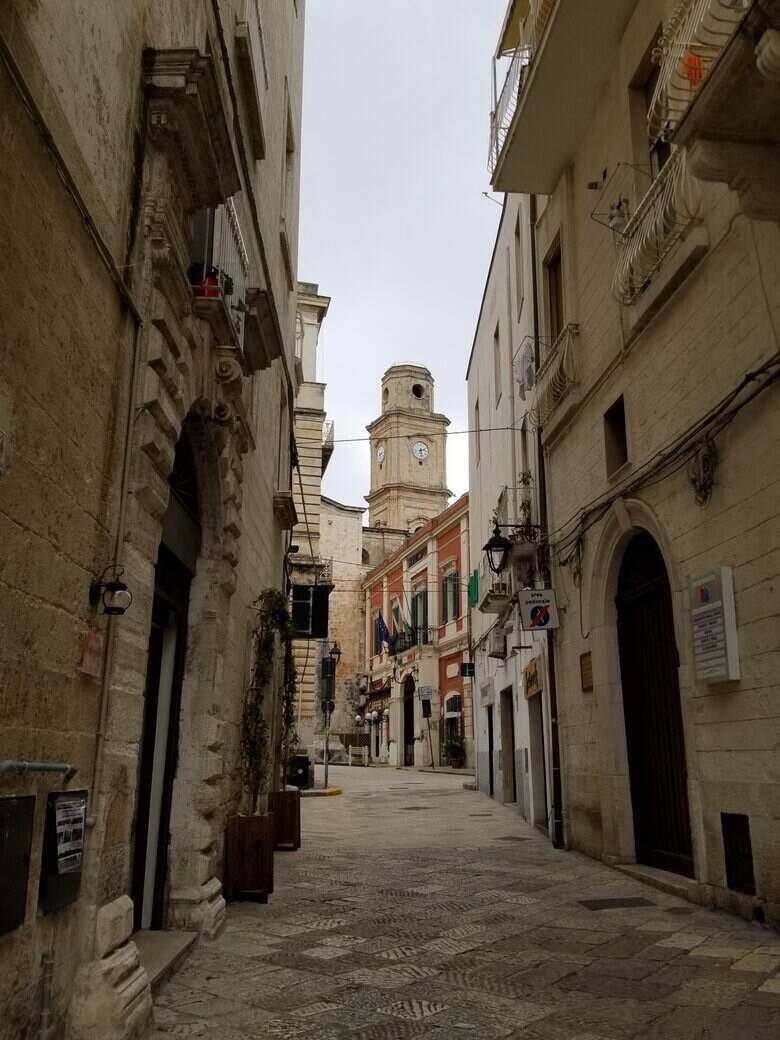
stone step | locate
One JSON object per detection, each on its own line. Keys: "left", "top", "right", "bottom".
{"left": 134, "top": 930, "right": 198, "bottom": 994}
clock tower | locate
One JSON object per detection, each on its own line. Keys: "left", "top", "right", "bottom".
{"left": 366, "top": 364, "right": 451, "bottom": 532}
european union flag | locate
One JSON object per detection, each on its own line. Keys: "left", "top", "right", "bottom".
{"left": 377, "top": 613, "right": 391, "bottom": 645}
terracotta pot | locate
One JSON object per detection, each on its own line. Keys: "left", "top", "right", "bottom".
{"left": 224, "top": 813, "right": 274, "bottom": 903}
{"left": 269, "top": 789, "right": 301, "bottom": 851}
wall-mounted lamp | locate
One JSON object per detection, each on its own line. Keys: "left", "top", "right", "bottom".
{"left": 483, "top": 523, "right": 512, "bottom": 576}
{"left": 89, "top": 566, "right": 133, "bottom": 616}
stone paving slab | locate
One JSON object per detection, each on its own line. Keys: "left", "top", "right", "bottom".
{"left": 148, "top": 766, "right": 780, "bottom": 1038}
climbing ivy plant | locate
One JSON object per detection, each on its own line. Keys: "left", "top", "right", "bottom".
{"left": 241, "top": 589, "right": 293, "bottom": 814}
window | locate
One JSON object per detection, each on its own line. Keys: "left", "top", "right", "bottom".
{"left": 474, "top": 399, "right": 481, "bottom": 466}
{"left": 514, "top": 214, "right": 524, "bottom": 317}
{"left": 442, "top": 568, "right": 460, "bottom": 624}
{"left": 373, "top": 610, "right": 383, "bottom": 656}
{"left": 493, "top": 324, "right": 502, "bottom": 405}
{"left": 545, "top": 239, "right": 564, "bottom": 344}
{"left": 277, "top": 386, "right": 288, "bottom": 489}
{"left": 291, "top": 585, "right": 330, "bottom": 639}
{"left": 391, "top": 601, "right": 401, "bottom": 636}
{"left": 411, "top": 586, "right": 428, "bottom": 643}
{"left": 604, "top": 395, "right": 629, "bottom": 477}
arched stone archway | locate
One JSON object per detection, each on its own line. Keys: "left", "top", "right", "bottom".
{"left": 582, "top": 499, "right": 699, "bottom": 874}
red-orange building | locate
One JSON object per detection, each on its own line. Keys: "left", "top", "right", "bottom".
{"left": 361, "top": 494, "right": 473, "bottom": 769}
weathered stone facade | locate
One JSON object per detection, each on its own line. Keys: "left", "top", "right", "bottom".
{"left": 486, "top": 0, "right": 780, "bottom": 924}
{"left": 0, "top": 1, "right": 306, "bottom": 1035}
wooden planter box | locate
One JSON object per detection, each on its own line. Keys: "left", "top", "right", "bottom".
{"left": 224, "top": 813, "right": 274, "bottom": 903}
{"left": 269, "top": 790, "right": 301, "bottom": 851}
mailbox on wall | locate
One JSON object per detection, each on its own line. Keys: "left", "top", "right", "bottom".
{"left": 0, "top": 795, "right": 36, "bottom": 937}
{"left": 39, "top": 790, "right": 88, "bottom": 915}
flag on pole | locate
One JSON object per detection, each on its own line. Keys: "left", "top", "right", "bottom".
{"left": 378, "top": 612, "right": 391, "bottom": 646}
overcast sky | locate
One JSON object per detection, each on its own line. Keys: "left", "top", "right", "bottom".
{"left": 298, "top": 0, "right": 506, "bottom": 512}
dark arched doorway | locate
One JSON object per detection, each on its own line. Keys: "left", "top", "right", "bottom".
{"left": 133, "top": 424, "right": 201, "bottom": 930}
{"left": 403, "top": 675, "right": 415, "bottom": 767}
{"left": 616, "top": 531, "right": 693, "bottom": 878}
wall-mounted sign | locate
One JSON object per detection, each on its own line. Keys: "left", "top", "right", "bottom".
{"left": 460, "top": 662, "right": 475, "bottom": 678}
{"left": 418, "top": 686, "right": 432, "bottom": 701}
{"left": 517, "top": 589, "right": 560, "bottom": 631}
{"left": 524, "top": 656, "right": 542, "bottom": 699}
{"left": 40, "top": 791, "right": 88, "bottom": 914}
{"left": 78, "top": 630, "right": 104, "bottom": 678}
{"left": 580, "top": 651, "right": 594, "bottom": 692}
{"left": 690, "top": 567, "right": 740, "bottom": 683}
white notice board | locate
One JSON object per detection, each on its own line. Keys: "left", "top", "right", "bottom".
{"left": 690, "top": 567, "right": 740, "bottom": 683}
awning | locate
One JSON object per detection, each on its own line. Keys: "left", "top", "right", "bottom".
{"left": 497, "top": 0, "right": 530, "bottom": 57}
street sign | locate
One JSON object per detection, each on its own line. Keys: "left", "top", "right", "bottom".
{"left": 418, "top": 686, "right": 432, "bottom": 700}
{"left": 321, "top": 700, "right": 336, "bottom": 715}
{"left": 690, "top": 567, "right": 740, "bottom": 682}
{"left": 517, "top": 588, "right": 559, "bottom": 631}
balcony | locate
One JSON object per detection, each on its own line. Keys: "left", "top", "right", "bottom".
{"left": 654, "top": 0, "right": 780, "bottom": 222}
{"left": 477, "top": 556, "right": 513, "bottom": 615}
{"left": 322, "top": 420, "right": 335, "bottom": 475}
{"left": 531, "top": 323, "right": 579, "bottom": 428}
{"left": 189, "top": 201, "right": 250, "bottom": 354}
{"left": 489, "top": 0, "right": 637, "bottom": 192}
{"left": 648, "top": 0, "right": 751, "bottom": 147}
{"left": 612, "top": 150, "right": 702, "bottom": 307}
{"left": 388, "top": 628, "right": 437, "bottom": 656}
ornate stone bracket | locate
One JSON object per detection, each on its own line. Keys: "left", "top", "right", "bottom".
{"left": 687, "top": 138, "right": 780, "bottom": 222}
{"left": 244, "top": 287, "right": 285, "bottom": 373}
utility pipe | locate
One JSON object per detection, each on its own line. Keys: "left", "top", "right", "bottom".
{"left": 0, "top": 760, "right": 78, "bottom": 782}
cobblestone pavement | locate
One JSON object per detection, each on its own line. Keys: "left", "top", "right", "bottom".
{"left": 151, "top": 767, "right": 780, "bottom": 1039}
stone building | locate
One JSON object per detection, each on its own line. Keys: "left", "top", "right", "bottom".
{"left": 363, "top": 495, "right": 473, "bottom": 769}
{"left": 485, "top": 0, "right": 780, "bottom": 922}
{"left": 467, "top": 194, "right": 555, "bottom": 826}
{"left": 288, "top": 282, "right": 334, "bottom": 751}
{"left": 0, "top": 1, "right": 307, "bottom": 1036}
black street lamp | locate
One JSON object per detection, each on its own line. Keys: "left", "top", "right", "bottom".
{"left": 323, "top": 642, "right": 341, "bottom": 789}
{"left": 483, "top": 523, "right": 512, "bottom": 576}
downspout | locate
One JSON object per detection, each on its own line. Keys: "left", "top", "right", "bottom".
{"left": 529, "top": 193, "right": 565, "bottom": 849}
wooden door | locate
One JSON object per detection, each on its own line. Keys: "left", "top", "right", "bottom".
{"left": 617, "top": 532, "right": 694, "bottom": 878}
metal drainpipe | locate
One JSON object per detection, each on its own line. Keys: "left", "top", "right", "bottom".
{"left": 529, "top": 193, "right": 565, "bottom": 850}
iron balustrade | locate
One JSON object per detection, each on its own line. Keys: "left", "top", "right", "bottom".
{"left": 648, "top": 0, "right": 750, "bottom": 147}
{"left": 530, "top": 323, "right": 580, "bottom": 427}
{"left": 489, "top": 0, "right": 556, "bottom": 173}
{"left": 612, "top": 149, "right": 702, "bottom": 306}
{"left": 189, "top": 199, "right": 250, "bottom": 351}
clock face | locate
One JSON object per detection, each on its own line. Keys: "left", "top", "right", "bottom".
{"left": 412, "top": 441, "right": 429, "bottom": 461}
{"left": 377, "top": 445, "right": 385, "bottom": 464}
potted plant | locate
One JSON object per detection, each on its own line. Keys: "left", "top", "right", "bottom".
{"left": 269, "top": 637, "right": 302, "bottom": 851}
{"left": 224, "top": 589, "right": 290, "bottom": 902}
{"left": 446, "top": 734, "right": 466, "bottom": 769}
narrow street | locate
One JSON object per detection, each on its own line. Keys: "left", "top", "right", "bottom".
{"left": 152, "top": 769, "right": 780, "bottom": 1039}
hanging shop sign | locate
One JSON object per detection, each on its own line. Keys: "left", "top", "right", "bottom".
{"left": 517, "top": 588, "right": 560, "bottom": 631}
{"left": 690, "top": 567, "right": 740, "bottom": 683}
{"left": 524, "top": 656, "right": 542, "bottom": 699}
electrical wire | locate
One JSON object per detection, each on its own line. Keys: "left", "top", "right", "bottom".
{"left": 333, "top": 423, "right": 522, "bottom": 444}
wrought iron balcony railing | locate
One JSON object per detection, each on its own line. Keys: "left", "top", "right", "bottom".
{"left": 189, "top": 199, "right": 250, "bottom": 351}
{"left": 612, "top": 149, "right": 702, "bottom": 306}
{"left": 648, "top": 0, "right": 750, "bottom": 147}
{"left": 531, "top": 323, "right": 579, "bottom": 427}
{"left": 489, "top": 0, "right": 556, "bottom": 173}
{"left": 388, "top": 627, "right": 437, "bottom": 656}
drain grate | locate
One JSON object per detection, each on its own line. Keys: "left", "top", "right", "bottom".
{"left": 579, "top": 896, "right": 655, "bottom": 911}
{"left": 399, "top": 806, "right": 434, "bottom": 811}
{"left": 496, "top": 835, "right": 531, "bottom": 842}
{"left": 664, "top": 906, "right": 696, "bottom": 916}
{"left": 469, "top": 813, "right": 494, "bottom": 818}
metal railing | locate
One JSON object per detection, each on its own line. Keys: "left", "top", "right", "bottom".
{"left": 189, "top": 199, "right": 250, "bottom": 349}
{"left": 489, "top": 0, "right": 556, "bottom": 172}
{"left": 648, "top": 0, "right": 750, "bottom": 146}
{"left": 388, "top": 627, "right": 437, "bottom": 655}
{"left": 612, "top": 149, "right": 702, "bottom": 306}
{"left": 531, "top": 323, "right": 579, "bottom": 426}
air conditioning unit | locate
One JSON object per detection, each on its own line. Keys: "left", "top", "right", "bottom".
{"left": 488, "top": 629, "right": 508, "bottom": 660}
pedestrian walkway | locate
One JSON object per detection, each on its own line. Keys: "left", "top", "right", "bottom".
{"left": 150, "top": 767, "right": 780, "bottom": 1038}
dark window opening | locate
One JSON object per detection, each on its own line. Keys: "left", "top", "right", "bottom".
{"left": 545, "top": 240, "right": 564, "bottom": 344}
{"left": 412, "top": 383, "right": 424, "bottom": 399}
{"left": 722, "top": 813, "right": 756, "bottom": 896}
{"left": 604, "top": 395, "right": 629, "bottom": 477}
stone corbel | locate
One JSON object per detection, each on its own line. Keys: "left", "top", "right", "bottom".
{"left": 143, "top": 48, "right": 240, "bottom": 212}
{"left": 687, "top": 138, "right": 780, "bottom": 223}
{"left": 756, "top": 27, "right": 780, "bottom": 82}
{"left": 244, "top": 287, "right": 285, "bottom": 373}
{"left": 143, "top": 190, "right": 193, "bottom": 316}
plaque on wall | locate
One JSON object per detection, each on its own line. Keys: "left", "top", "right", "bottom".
{"left": 39, "top": 791, "right": 88, "bottom": 914}
{"left": 690, "top": 567, "right": 740, "bottom": 683}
